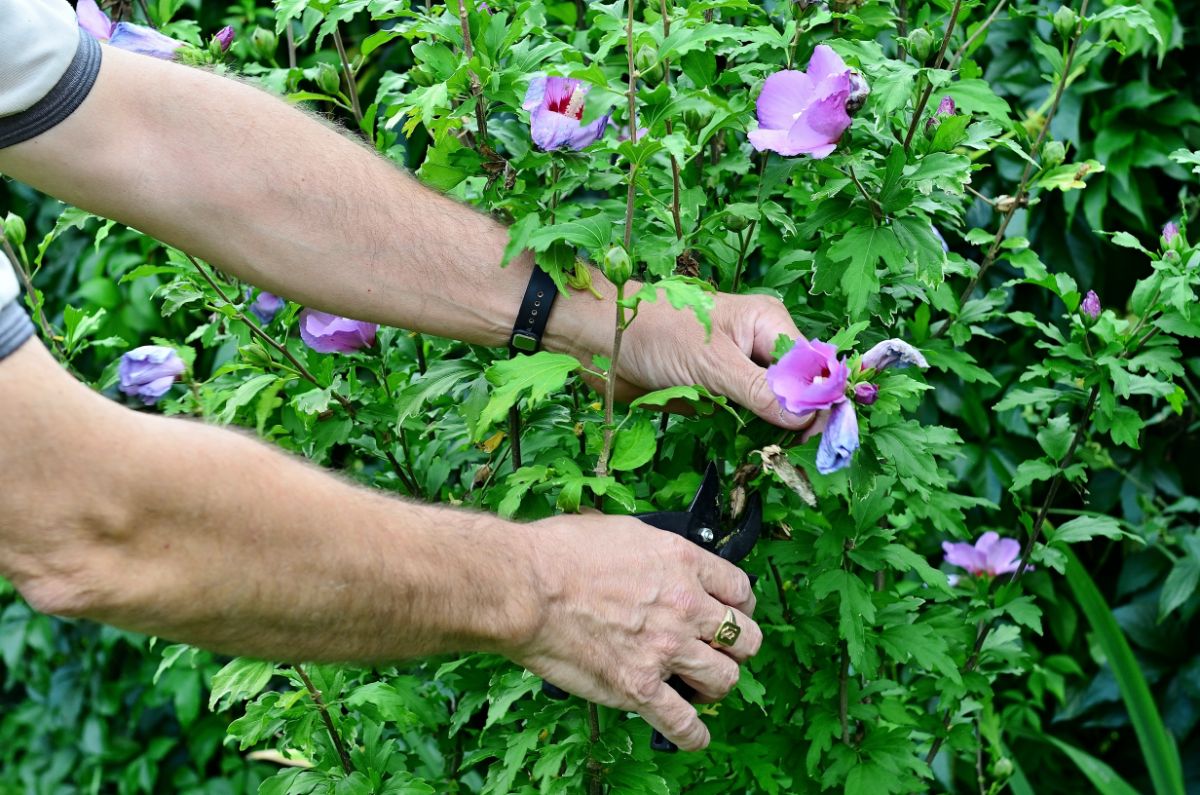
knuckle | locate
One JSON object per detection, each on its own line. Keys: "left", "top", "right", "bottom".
{"left": 730, "top": 570, "right": 753, "bottom": 605}
{"left": 744, "top": 621, "right": 764, "bottom": 657}
{"left": 719, "top": 661, "right": 740, "bottom": 694}
{"left": 666, "top": 583, "right": 704, "bottom": 622}
{"left": 623, "top": 669, "right": 661, "bottom": 707}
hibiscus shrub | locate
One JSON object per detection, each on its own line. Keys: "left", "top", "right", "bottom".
{"left": 2, "top": 0, "right": 1200, "bottom": 794}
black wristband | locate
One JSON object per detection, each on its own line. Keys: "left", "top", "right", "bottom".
{"left": 509, "top": 264, "right": 559, "bottom": 355}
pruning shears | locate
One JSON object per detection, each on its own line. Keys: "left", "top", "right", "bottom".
{"left": 541, "top": 462, "right": 762, "bottom": 753}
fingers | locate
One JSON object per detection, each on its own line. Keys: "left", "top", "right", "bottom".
{"left": 672, "top": 642, "right": 741, "bottom": 702}
{"left": 689, "top": 544, "right": 757, "bottom": 615}
{"left": 745, "top": 295, "right": 803, "bottom": 365}
{"left": 710, "top": 347, "right": 814, "bottom": 431}
{"left": 701, "top": 604, "right": 762, "bottom": 663}
{"left": 638, "top": 680, "right": 712, "bottom": 751}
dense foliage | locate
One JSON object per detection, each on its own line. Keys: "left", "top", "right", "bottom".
{"left": 1, "top": 0, "right": 1199, "bottom": 793}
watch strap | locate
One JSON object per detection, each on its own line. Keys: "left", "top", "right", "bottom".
{"left": 509, "top": 264, "right": 558, "bottom": 355}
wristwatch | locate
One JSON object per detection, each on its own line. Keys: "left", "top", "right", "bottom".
{"left": 509, "top": 263, "right": 559, "bottom": 355}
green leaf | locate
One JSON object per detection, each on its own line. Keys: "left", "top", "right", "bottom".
{"left": 826, "top": 226, "right": 904, "bottom": 318}
{"left": 208, "top": 658, "right": 276, "bottom": 711}
{"left": 395, "top": 358, "right": 483, "bottom": 423}
{"left": 945, "top": 79, "right": 1012, "bottom": 122}
{"left": 1011, "top": 458, "right": 1058, "bottom": 492}
{"left": 217, "top": 374, "right": 280, "bottom": 424}
{"left": 1051, "top": 515, "right": 1125, "bottom": 546}
{"left": 526, "top": 215, "right": 619, "bottom": 258}
{"left": 1158, "top": 535, "right": 1200, "bottom": 621}
{"left": 1036, "top": 160, "right": 1105, "bottom": 191}
{"left": 625, "top": 277, "right": 715, "bottom": 336}
{"left": 1046, "top": 736, "right": 1143, "bottom": 795}
{"left": 611, "top": 416, "right": 656, "bottom": 471}
{"left": 1036, "top": 415, "right": 1074, "bottom": 461}
{"left": 480, "top": 352, "right": 581, "bottom": 432}
{"left": 1064, "top": 549, "right": 1185, "bottom": 795}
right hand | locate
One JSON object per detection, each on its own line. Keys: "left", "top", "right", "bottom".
{"left": 510, "top": 513, "right": 763, "bottom": 751}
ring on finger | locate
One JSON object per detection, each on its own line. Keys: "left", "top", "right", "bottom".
{"left": 711, "top": 608, "right": 741, "bottom": 647}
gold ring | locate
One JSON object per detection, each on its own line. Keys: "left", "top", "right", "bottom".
{"left": 712, "top": 608, "right": 741, "bottom": 647}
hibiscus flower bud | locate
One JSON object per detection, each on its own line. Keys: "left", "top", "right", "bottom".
{"left": 1053, "top": 6, "right": 1078, "bottom": 40}
{"left": 1041, "top": 140, "right": 1066, "bottom": 167}
{"left": 119, "top": 345, "right": 186, "bottom": 406}
{"left": 845, "top": 71, "right": 870, "bottom": 115}
{"left": 603, "top": 245, "right": 633, "bottom": 286}
{"left": 213, "top": 25, "right": 235, "bottom": 53}
{"left": 925, "top": 95, "right": 955, "bottom": 130}
{"left": 298, "top": 310, "right": 377, "bottom": 353}
{"left": 907, "top": 28, "right": 934, "bottom": 62}
{"left": 316, "top": 62, "right": 341, "bottom": 95}
{"left": 816, "top": 400, "right": 859, "bottom": 475}
{"left": 861, "top": 339, "right": 928, "bottom": 372}
{"left": 853, "top": 382, "right": 878, "bottom": 405}
{"left": 634, "top": 44, "right": 663, "bottom": 84}
{"left": 3, "top": 212, "right": 25, "bottom": 247}
{"left": 1162, "top": 220, "right": 1184, "bottom": 254}
{"left": 1080, "top": 290, "right": 1101, "bottom": 320}
{"left": 724, "top": 207, "right": 754, "bottom": 232}
{"left": 250, "top": 26, "right": 277, "bottom": 60}
{"left": 766, "top": 336, "right": 851, "bottom": 415}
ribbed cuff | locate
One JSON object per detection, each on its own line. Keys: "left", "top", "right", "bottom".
{"left": 0, "top": 30, "right": 102, "bottom": 149}
{"left": 0, "top": 300, "right": 35, "bottom": 361}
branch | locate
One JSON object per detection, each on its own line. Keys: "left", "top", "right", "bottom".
{"left": 332, "top": 26, "right": 364, "bottom": 128}
{"left": 660, "top": 0, "right": 683, "bottom": 241}
{"left": 902, "top": 0, "right": 964, "bottom": 150}
{"left": 295, "top": 664, "right": 354, "bottom": 775}
{"left": 457, "top": 1, "right": 490, "bottom": 152}
{"left": 949, "top": 0, "right": 1009, "bottom": 70}
{"left": 1, "top": 236, "right": 67, "bottom": 364}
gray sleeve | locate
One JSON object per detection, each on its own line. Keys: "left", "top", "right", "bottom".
{"left": 0, "top": 30, "right": 102, "bottom": 149}
{"left": 0, "top": 299, "right": 35, "bottom": 360}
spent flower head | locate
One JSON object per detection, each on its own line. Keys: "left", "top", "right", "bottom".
{"left": 119, "top": 345, "right": 186, "bottom": 405}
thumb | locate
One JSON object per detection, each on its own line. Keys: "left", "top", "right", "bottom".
{"left": 717, "top": 354, "right": 813, "bottom": 431}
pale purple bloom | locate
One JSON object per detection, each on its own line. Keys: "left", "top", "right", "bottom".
{"left": 610, "top": 118, "right": 649, "bottom": 143}
{"left": 214, "top": 25, "right": 235, "bottom": 52}
{"left": 76, "top": 0, "right": 183, "bottom": 59}
{"left": 119, "top": 345, "right": 185, "bottom": 405}
{"left": 245, "top": 288, "right": 284, "bottom": 325}
{"left": 943, "top": 532, "right": 1022, "bottom": 578}
{"left": 816, "top": 400, "right": 858, "bottom": 474}
{"left": 298, "top": 309, "right": 377, "bottom": 353}
{"left": 523, "top": 76, "right": 611, "bottom": 151}
{"left": 926, "top": 95, "right": 956, "bottom": 130}
{"left": 1081, "top": 290, "right": 1101, "bottom": 319}
{"left": 1162, "top": 221, "right": 1180, "bottom": 245}
{"left": 931, "top": 224, "right": 949, "bottom": 252}
{"left": 861, "top": 339, "right": 928, "bottom": 372}
{"left": 766, "top": 336, "right": 850, "bottom": 415}
{"left": 853, "top": 382, "right": 878, "bottom": 405}
{"left": 748, "top": 45, "right": 858, "bottom": 159}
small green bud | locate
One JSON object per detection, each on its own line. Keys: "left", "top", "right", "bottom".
{"left": 603, "top": 246, "right": 633, "bottom": 286}
{"left": 1041, "top": 140, "right": 1066, "bottom": 167}
{"left": 993, "top": 757, "right": 1015, "bottom": 778}
{"left": 682, "top": 106, "right": 714, "bottom": 131}
{"left": 907, "top": 28, "right": 934, "bottom": 62}
{"left": 634, "top": 44, "right": 663, "bottom": 84}
{"left": 724, "top": 207, "right": 753, "bottom": 233}
{"left": 3, "top": 213, "right": 26, "bottom": 248}
{"left": 250, "top": 26, "right": 277, "bottom": 60}
{"left": 1053, "top": 5, "right": 1078, "bottom": 40}
{"left": 315, "top": 62, "right": 342, "bottom": 95}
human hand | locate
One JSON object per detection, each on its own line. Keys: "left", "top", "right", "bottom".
{"left": 509, "top": 513, "right": 762, "bottom": 751}
{"left": 613, "top": 287, "right": 815, "bottom": 431}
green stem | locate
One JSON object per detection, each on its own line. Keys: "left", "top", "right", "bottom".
{"left": 332, "top": 26, "right": 364, "bottom": 129}
{"left": 295, "top": 664, "right": 354, "bottom": 775}
{"left": 902, "top": 0, "right": 963, "bottom": 150}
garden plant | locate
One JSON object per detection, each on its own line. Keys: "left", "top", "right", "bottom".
{"left": 1, "top": 0, "right": 1199, "bottom": 793}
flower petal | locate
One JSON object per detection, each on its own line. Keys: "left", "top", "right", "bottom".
{"left": 805, "top": 44, "right": 850, "bottom": 85}
{"left": 861, "top": 339, "right": 929, "bottom": 371}
{"left": 987, "top": 537, "right": 1023, "bottom": 576}
{"left": 522, "top": 75, "right": 548, "bottom": 111}
{"left": 943, "top": 541, "right": 985, "bottom": 575}
{"left": 568, "top": 109, "right": 612, "bottom": 150}
{"left": 755, "top": 70, "right": 814, "bottom": 131}
{"left": 816, "top": 400, "right": 859, "bottom": 474}
{"left": 76, "top": 0, "right": 114, "bottom": 40}
{"left": 784, "top": 88, "right": 851, "bottom": 158}
{"left": 108, "top": 22, "right": 184, "bottom": 59}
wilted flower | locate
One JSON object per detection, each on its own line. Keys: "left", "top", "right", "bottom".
{"left": 245, "top": 288, "right": 284, "bottom": 325}
{"left": 299, "top": 309, "right": 377, "bottom": 353}
{"left": 119, "top": 345, "right": 185, "bottom": 405}
{"left": 943, "top": 532, "right": 1022, "bottom": 578}
{"left": 1162, "top": 221, "right": 1180, "bottom": 245}
{"left": 1081, "top": 290, "right": 1101, "bottom": 320}
{"left": 523, "top": 76, "right": 611, "bottom": 152}
{"left": 748, "top": 45, "right": 860, "bottom": 159}
{"left": 853, "top": 382, "right": 878, "bottom": 405}
{"left": 213, "top": 25, "right": 235, "bottom": 52}
{"left": 926, "top": 95, "right": 955, "bottom": 130}
{"left": 766, "top": 336, "right": 850, "bottom": 415}
{"left": 861, "top": 339, "right": 929, "bottom": 372}
{"left": 816, "top": 400, "right": 859, "bottom": 474}
{"left": 76, "top": 0, "right": 184, "bottom": 59}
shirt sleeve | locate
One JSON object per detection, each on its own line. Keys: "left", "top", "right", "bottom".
{"left": 0, "top": 0, "right": 103, "bottom": 149}
{"left": 0, "top": 253, "right": 35, "bottom": 361}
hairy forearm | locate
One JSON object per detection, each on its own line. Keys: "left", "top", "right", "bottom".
{"left": 0, "top": 342, "right": 541, "bottom": 662}
{"left": 0, "top": 45, "right": 613, "bottom": 360}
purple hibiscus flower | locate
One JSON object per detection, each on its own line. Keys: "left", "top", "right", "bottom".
{"left": 748, "top": 45, "right": 864, "bottom": 159}
{"left": 298, "top": 309, "right": 377, "bottom": 353}
{"left": 523, "top": 76, "right": 612, "bottom": 152}
{"left": 861, "top": 339, "right": 928, "bottom": 372}
{"left": 816, "top": 400, "right": 859, "bottom": 475}
{"left": 1081, "top": 290, "right": 1101, "bottom": 320}
{"left": 119, "top": 345, "right": 186, "bottom": 405}
{"left": 245, "top": 288, "right": 285, "bottom": 325}
{"left": 77, "top": 0, "right": 183, "bottom": 59}
{"left": 943, "top": 532, "right": 1022, "bottom": 578}
{"left": 766, "top": 336, "right": 850, "bottom": 415}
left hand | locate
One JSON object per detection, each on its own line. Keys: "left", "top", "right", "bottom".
{"left": 613, "top": 289, "right": 814, "bottom": 430}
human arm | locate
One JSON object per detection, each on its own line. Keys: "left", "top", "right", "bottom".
{"left": 0, "top": 43, "right": 810, "bottom": 428}
{"left": 0, "top": 337, "right": 761, "bottom": 750}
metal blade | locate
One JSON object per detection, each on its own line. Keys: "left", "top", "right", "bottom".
{"left": 717, "top": 492, "right": 762, "bottom": 564}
